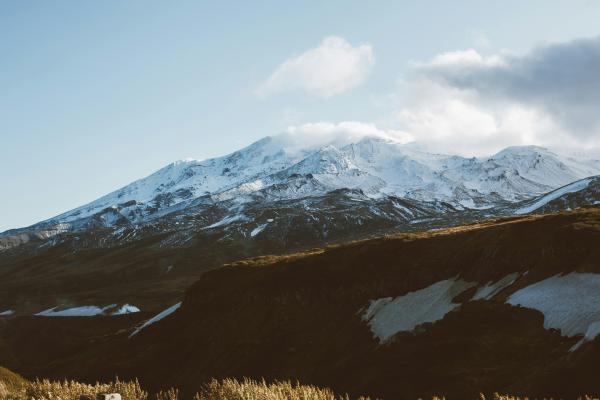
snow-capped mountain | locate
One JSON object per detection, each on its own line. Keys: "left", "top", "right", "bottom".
{"left": 12, "top": 135, "right": 600, "bottom": 231}
{"left": 2, "top": 133, "right": 600, "bottom": 317}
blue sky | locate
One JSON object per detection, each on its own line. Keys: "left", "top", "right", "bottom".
{"left": 2, "top": 0, "right": 600, "bottom": 231}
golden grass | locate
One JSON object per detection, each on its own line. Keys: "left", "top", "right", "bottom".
{"left": 193, "top": 378, "right": 371, "bottom": 400}
{"left": 0, "top": 375, "right": 598, "bottom": 400}
{"left": 0, "top": 367, "right": 25, "bottom": 388}
{"left": 0, "top": 366, "right": 26, "bottom": 400}
{"left": 2, "top": 378, "right": 148, "bottom": 400}
{"left": 476, "top": 394, "right": 599, "bottom": 400}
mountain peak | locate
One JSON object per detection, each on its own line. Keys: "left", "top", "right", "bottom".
{"left": 5, "top": 136, "right": 600, "bottom": 234}
{"left": 493, "top": 145, "right": 554, "bottom": 158}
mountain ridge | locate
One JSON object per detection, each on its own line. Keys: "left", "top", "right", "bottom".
{"left": 3, "top": 136, "right": 599, "bottom": 237}
{"left": 2, "top": 135, "right": 600, "bottom": 316}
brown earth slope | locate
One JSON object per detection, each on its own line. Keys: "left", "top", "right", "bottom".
{"left": 3, "top": 207, "right": 600, "bottom": 399}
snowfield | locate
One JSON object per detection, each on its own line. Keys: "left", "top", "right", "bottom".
{"left": 362, "top": 273, "right": 524, "bottom": 343}
{"left": 472, "top": 273, "right": 521, "bottom": 300}
{"left": 360, "top": 271, "right": 600, "bottom": 348}
{"left": 362, "top": 278, "right": 477, "bottom": 343}
{"left": 507, "top": 272, "right": 600, "bottom": 349}
{"left": 515, "top": 178, "right": 593, "bottom": 214}
{"left": 112, "top": 304, "right": 142, "bottom": 315}
{"left": 130, "top": 302, "right": 182, "bottom": 337}
{"left": 35, "top": 304, "right": 140, "bottom": 317}
{"left": 250, "top": 223, "right": 269, "bottom": 237}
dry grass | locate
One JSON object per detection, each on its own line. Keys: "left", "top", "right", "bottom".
{"left": 1, "top": 378, "right": 147, "bottom": 400}
{"left": 193, "top": 378, "right": 370, "bottom": 400}
{"left": 0, "top": 375, "right": 598, "bottom": 400}
{"left": 0, "top": 366, "right": 26, "bottom": 400}
{"left": 0, "top": 378, "right": 366, "bottom": 400}
{"left": 478, "top": 394, "right": 599, "bottom": 400}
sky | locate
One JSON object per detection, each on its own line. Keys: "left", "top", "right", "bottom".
{"left": 1, "top": 0, "right": 600, "bottom": 231}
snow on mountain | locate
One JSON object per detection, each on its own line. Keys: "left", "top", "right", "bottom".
{"left": 362, "top": 278, "right": 476, "bottom": 343}
{"left": 44, "top": 136, "right": 300, "bottom": 225}
{"left": 130, "top": 302, "right": 181, "bottom": 337}
{"left": 35, "top": 303, "right": 141, "bottom": 317}
{"left": 515, "top": 177, "right": 594, "bottom": 214}
{"left": 6, "top": 134, "right": 600, "bottom": 236}
{"left": 507, "top": 272, "right": 600, "bottom": 349}
{"left": 514, "top": 175, "right": 600, "bottom": 215}
{"left": 440, "top": 146, "right": 581, "bottom": 201}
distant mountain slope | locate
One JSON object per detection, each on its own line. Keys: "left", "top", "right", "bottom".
{"left": 1, "top": 135, "right": 600, "bottom": 316}
{"left": 514, "top": 175, "right": 600, "bottom": 214}
{"left": 4, "top": 207, "right": 600, "bottom": 400}
{"left": 0, "top": 188, "right": 465, "bottom": 315}
{"left": 3, "top": 136, "right": 599, "bottom": 242}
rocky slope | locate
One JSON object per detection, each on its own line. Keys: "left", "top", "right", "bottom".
{"left": 2, "top": 136, "right": 599, "bottom": 253}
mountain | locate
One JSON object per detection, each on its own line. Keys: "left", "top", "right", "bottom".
{"left": 1, "top": 135, "right": 600, "bottom": 315}
{"left": 2, "top": 136, "right": 599, "bottom": 248}
{"left": 3, "top": 135, "right": 600, "bottom": 398}
{"left": 3, "top": 208, "right": 600, "bottom": 399}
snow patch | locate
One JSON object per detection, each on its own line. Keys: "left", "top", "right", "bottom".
{"left": 204, "top": 214, "right": 247, "bottom": 229}
{"left": 472, "top": 273, "right": 520, "bottom": 300}
{"left": 507, "top": 272, "right": 600, "bottom": 348}
{"left": 112, "top": 304, "right": 141, "bottom": 315}
{"left": 362, "top": 278, "right": 476, "bottom": 343}
{"left": 515, "top": 178, "right": 593, "bottom": 214}
{"left": 36, "top": 305, "right": 108, "bottom": 317}
{"left": 570, "top": 321, "right": 600, "bottom": 352}
{"left": 35, "top": 303, "right": 141, "bottom": 317}
{"left": 130, "top": 302, "right": 182, "bottom": 338}
{"left": 250, "top": 223, "right": 269, "bottom": 237}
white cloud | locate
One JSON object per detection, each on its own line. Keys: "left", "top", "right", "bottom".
{"left": 391, "top": 36, "right": 600, "bottom": 155}
{"left": 390, "top": 78, "right": 568, "bottom": 156}
{"left": 417, "top": 48, "right": 505, "bottom": 69}
{"left": 278, "top": 36, "right": 600, "bottom": 157}
{"left": 414, "top": 36, "right": 600, "bottom": 142}
{"left": 280, "top": 121, "right": 412, "bottom": 153}
{"left": 258, "top": 36, "right": 374, "bottom": 98}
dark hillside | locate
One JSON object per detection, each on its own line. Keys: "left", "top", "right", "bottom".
{"left": 4, "top": 208, "right": 600, "bottom": 399}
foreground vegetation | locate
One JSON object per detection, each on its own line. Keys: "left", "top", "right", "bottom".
{"left": 1, "top": 375, "right": 599, "bottom": 400}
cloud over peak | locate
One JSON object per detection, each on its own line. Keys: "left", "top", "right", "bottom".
{"left": 272, "top": 35, "right": 600, "bottom": 157}
{"left": 389, "top": 35, "right": 600, "bottom": 155}
{"left": 258, "top": 36, "right": 374, "bottom": 98}
{"left": 415, "top": 36, "right": 600, "bottom": 140}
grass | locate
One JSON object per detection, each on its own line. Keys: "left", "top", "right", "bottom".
{"left": 0, "top": 377, "right": 361, "bottom": 400}
{"left": 0, "top": 367, "right": 26, "bottom": 387}
{"left": 193, "top": 378, "right": 369, "bottom": 400}
{"left": 0, "top": 373, "right": 599, "bottom": 400}
{"left": 0, "top": 366, "right": 26, "bottom": 399}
